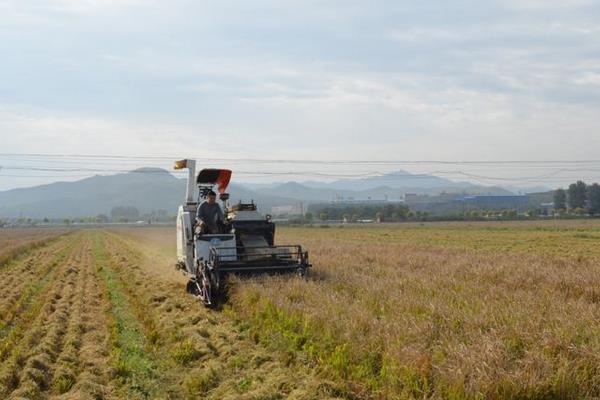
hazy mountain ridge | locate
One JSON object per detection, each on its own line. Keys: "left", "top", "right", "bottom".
{"left": 1, "top": 168, "right": 519, "bottom": 218}
{"left": 0, "top": 169, "right": 296, "bottom": 218}
{"left": 244, "top": 170, "right": 515, "bottom": 202}
{"left": 299, "top": 170, "right": 477, "bottom": 190}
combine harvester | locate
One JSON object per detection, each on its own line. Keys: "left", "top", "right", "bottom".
{"left": 174, "top": 159, "right": 311, "bottom": 306}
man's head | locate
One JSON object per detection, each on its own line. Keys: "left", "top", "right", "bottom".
{"left": 207, "top": 190, "right": 216, "bottom": 204}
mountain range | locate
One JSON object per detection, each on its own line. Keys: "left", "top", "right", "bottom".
{"left": 0, "top": 168, "right": 303, "bottom": 218}
{"left": 0, "top": 168, "right": 532, "bottom": 218}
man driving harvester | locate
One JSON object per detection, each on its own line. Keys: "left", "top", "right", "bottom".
{"left": 196, "top": 190, "right": 224, "bottom": 234}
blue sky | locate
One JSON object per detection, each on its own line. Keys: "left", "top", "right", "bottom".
{"left": 0, "top": 0, "right": 599, "bottom": 190}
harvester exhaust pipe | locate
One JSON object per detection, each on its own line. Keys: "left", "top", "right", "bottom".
{"left": 174, "top": 159, "right": 196, "bottom": 205}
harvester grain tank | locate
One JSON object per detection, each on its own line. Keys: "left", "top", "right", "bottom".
{"left": 174, "top": 159, "right": 311, "bottom": 306}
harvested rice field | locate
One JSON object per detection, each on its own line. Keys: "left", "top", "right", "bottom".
{"left": 2, "top": 220, "right": 600, "bottom": 399}
{"left": 0, "top": 229, "right": 337, "bottom": 400}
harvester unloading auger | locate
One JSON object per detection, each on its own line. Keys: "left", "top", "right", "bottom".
{"left": 174, "top": 159, "right": 311, "bottom": 306}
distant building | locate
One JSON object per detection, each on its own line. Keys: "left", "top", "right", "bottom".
{"left": 458, "top": 195, "right": 529, "bottom": 209}
{"left": 404, "top": 193, "right": 433, "bottom": 204}
{"left": 271, "top": 204, "right": 304, "bottom": 216}
{"left": 330, "top": 196, "right": 402, "bottom": 205}
{"left": 405, "top": 192, "right": 461, "bottom": 205}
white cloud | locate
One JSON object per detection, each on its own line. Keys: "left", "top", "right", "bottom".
{"left": 497, "top": 0, "right": 596, "bottom": 10}
{"left": 573, "top": 72, "right": 600, "bottom": 85}
{"left": 1, "top": 0, "right": 600, "bottom": 190}
{"left": 389, "top": 28, "right": 462, "bottom": 43}
{"left": 0, "top": 104, "right": 225, "bottom": 156}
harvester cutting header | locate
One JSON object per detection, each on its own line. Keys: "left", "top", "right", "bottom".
{"left": 174, "top": 159, "right": 311, "bottom": 306}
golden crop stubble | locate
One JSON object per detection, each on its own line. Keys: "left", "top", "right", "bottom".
{"left": 104, "top": 228, "right": 347, "bottom": 400}
{"left": 230, "top": 223, "right": 600, "bottom": 398}
{"left": 0, "top": 235, "right": 85, "bottom": 398}
{"left": 0, "top": 229, "right": 68, "bottom": 269}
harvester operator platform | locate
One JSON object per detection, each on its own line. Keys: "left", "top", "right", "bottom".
{"left": 196, "top": 190, "right": 224, "bottom": 234}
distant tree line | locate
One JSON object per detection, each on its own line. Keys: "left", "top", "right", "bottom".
{"left": 110, "top": 206, "right": 140, "bottom": 222}
{"left": 0, "top": 206, "right": 176, "bottom": 227}
{"left": 302, "top": 206, "right": 529, "bottom": 223}
{"left": 554, "top": 181, "right": 600, "bottom": 215}
{"left": 308, "top": 203, "right": 411, "bottom": 222}
{"left": 457, "top": 209, "right": 518, "bottom": 219}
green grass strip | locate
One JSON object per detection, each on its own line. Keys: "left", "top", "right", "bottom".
{"left": 92, "top": 232, "right": 162, "bottom": 399}
{"left": 229, "top": 293, "right": 424, "bottom": 399}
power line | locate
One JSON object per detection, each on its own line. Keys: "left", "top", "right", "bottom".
{"left": 2, "top": 153, "right": 600, "bottom": 166}
{"left": 2, "top": 166, "right": 600, "bottom": 183}
{"left": 3, "top": 154, "right": 600, "bottom": 187}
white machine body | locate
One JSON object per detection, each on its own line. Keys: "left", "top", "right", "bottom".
{"left": 195, "top": 234, "right": 236, "bottom": 266}
{"left": 174, "top": 159, "right": 309, "bottom": 304}
{"left": 176, "top": 204, "right": 195, "bottom": 273}
{"left": 177, "top": 208, "right": 238, "bottom": 271}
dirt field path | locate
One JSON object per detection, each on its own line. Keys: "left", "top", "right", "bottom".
{"left": 0, "top": 230, "right": 342, "bottom": 400}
